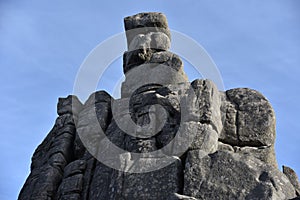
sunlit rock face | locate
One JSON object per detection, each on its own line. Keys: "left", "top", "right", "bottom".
{"left": 19, "top": 12, "right": 299, "bottom": 200}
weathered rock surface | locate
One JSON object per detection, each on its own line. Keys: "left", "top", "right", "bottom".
{"left": 168, "top": 193, "right": 198, "bottom": 200}
{"left": 124, "top": 12, "right": 171, "bottom": 47}
{"left": 19, "top": 97, "right": 81, "bottom": 200}
{"left": 121, "top": 52, "right": 188, "bottom": 97}
{"left": 123, "top": 50, "right": 184, "bottom": 74}
{"left": 57, "top": 95, "right": 83, "bottom": 116}
{"left": 122, "top": 12, "right": 188, "bottom": 98}
{"left": 283, "top": 165, "right": 300, "bottom": 196}
{"left": 19, "top": 12, "right": 299, "bottom": 200}
{"left": 128, "top": 32, "right": 170, "bottom": 52}
{"left": 219, "top": 88, "right": 278, "bottom": 168}
{"left": 184, "top": 150, "right": 295, "bottom": 200}
{"left": 75, "top": 90, "right": 112, "bottom": 158}
{"left": 122, "top": 158, "right": 182, "bottom": 199}
{"left": 56, "top": 160, "right": 86, "bottom": 200}
{"left": 191, "top": 79, "right": 222, "bottom": 133}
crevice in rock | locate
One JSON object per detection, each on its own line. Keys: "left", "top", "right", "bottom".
{"left": 218, "top": 138, "right": 269, "bottom": 149}
{"left": 178, "top": 153, "right": 187, "bottom": 195}
{"left": 83, "top": 157, "right": 97, "bottom": 200}
{"left": 235, "top": 109, "right": 240, "bottom": 146}
{"left": 218, "top": 138, "right": 238, "bottom": 147}
{"left": 225, "top": 90, "right": 243, "bottom": 147}
{"left": 120, "top": 170, "right": 126, "bottom": 199}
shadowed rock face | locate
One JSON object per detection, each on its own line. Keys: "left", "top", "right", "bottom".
{"left": 19, "top": 12, "right": 299, "bottom": 200}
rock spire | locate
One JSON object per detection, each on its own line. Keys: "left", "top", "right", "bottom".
{"left": 19, "top": 12, "right": 299, "bottom": 200}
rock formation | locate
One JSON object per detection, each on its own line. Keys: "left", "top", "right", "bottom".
{"left": 19, "top": 12, "right": 299, "bottom": 200}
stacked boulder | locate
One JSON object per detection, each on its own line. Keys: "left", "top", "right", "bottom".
{"left": 19, "top": 12, "right": 299, "bottom": 200}
{"left": 121, "top": 12, "right": 188, "bottom": 97}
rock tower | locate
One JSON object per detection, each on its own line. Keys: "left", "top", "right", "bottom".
{"left": 19, "top": 12, "right": 300, "bottom": 200}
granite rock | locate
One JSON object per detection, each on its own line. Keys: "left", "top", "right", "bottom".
{"left": 122, "top": 52, "right": 188, "bottom": 97}
{"left": 19, "top": 112, "right": 78, "bottom": 200}
{"left": 19, "top": 12, "right": 300, "bottom": 200}
{"left": 75, "top": 91, "right": 112, "bottom": 158}
{"left": 128, "top": 32, "right": 170, "bottom": 52}
{"left": 124, "top": 12, "right": 171, "bottom": 47}
{"left": 122, "top": 158, "right": 183, "bottom": 199}
{"left": 283, "top": 166, "right": 300, "bottom": 196}
{"left": 225, "top": 88, "right": 276, "bottom": 147}
{"left": 184, "top": 150, "right": 296, "bottom": 200}
{"left": 219, "top": 88, "right": 278, "bottom": 168}
{"left": 57, "top": 95, "right": 83, "bottom": 116}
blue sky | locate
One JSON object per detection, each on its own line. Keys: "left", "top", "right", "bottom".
{"left": 1, "top": 1, "right": 299, "bottom": 199}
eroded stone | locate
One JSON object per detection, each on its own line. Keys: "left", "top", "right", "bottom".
{"left": 184, "top": 150, "right": 295, "bottom": 200}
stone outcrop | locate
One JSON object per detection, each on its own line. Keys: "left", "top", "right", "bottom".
{"left": 19, "top": 95, "right": 82, "bottom": 200}
{"left": 19, "top": 12, "right": 299, "bottom": 200}
{"left": 283, "top": 166, "right": 300, "bottom": 196}
{"left": 184, "top": 150, "right": 294, "bottom": 199}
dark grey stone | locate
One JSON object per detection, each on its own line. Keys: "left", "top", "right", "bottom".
{"left": 88, "top": 162, "right": 116, "bottom": 200}
{"left": 124, "top": 12, "right": 171, "bottom": 47}
{"left": 219, "top": 88, "right": 278, "bottom": 167}
{"left": 19, "top": 12, "right": 298, "bottom": 200}
{"left": 125, "top": 135, "right": 157, "bottom": 153}
{"left": 160, "top": 122, "right": 218, "bottom": 156}
{"left": 219, "top": 91, "right": 238, "bottom": 145}
{"left": 63, "top": 160, "right": 86, "bottom": 178}
{"left": 184, "top": 150, "right": 296, "bottom": 200}
{"left": 81, "top": 154, "right": 97, "bottom": 200}
{"left": 123, "top": 50, "right": 185, "bottom": 75}
{"left": 19, "top": 113, "right": 77, "bottom": 200}
{"left": 122, "top": 158, "right": 183, "bottom": 199}
{"left": 57, "top": 174, "right": 83, "bottom": 199}
{"left": 235, "top": 145, "right": 277, "bottom": 168}
{"left": 283, "top": 165, "right": 300, "bottom": 195}
{"left": 57, "top": 95, "right": 83, "bottom": 116}
{"left": 75, "top": 90, "right": 112, "bottom": 158}
{"left": 191, "top": 79, "right": 222, "bottom": 133}
{"left": 168, "top": 193, "right": 198, "bottom": 200}
{"left": 122, "top": 51, "right": 188, "bottom": 97}
{"left": 226, "top": 88, "right": 276, "bottom": 147}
